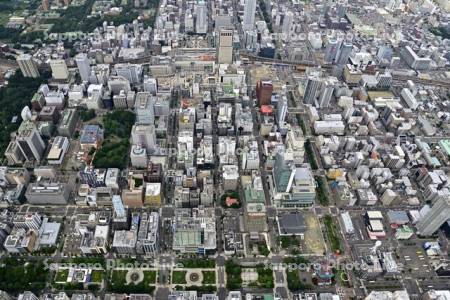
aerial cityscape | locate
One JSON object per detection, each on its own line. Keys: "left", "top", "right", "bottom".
{"left": 0, "top": 0, "right": 449, "bottom": 299}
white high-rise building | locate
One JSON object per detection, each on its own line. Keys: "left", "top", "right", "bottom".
{"left": 218, "top": 29, "right": 233, "bottom": 64}
{"left": 135, "top": 92, "right": 155, "bottom": 124}
{"left": 143, "top": 76, "right": 157, "bottom": 95}
{"left": 416, "top": 198, "right": 450, "bottom": 236}
{"left": 303, "top": 76, "right": 322, "bottom": 105}
{"left": 277, "top": 95, "right": 287, "bottom": 127}
{"left": 75, "top": 53, "right": 91, "bottom": 82}
{"left": 282, "top": 11, "right": 293, "bottom": 40}
{"left": 130, "top": 145, "right": 148, "bottom": 168}
{"left": 17, "top": 54, "right": 40, "bottom": 78}
{"left": 50, "top": 59, "right": 69, "bottom": 80}
{"left": 196, "top": 0, "right": 207, "bottom": 34}
{"left": 318, "top": 79, "right": 335, "bottom": 108}
{"left": 385, "top": 0, "right": 402, "bottom": 12}
{"left": 16, "top": 121, "right": 46, "bottom": 162}
{"left": 115, "top": 63, "right": 143, "bottom": 84}
{"left": 243, "top": 0, "right": 257, "bottom": 30}
{"left": 131, "top": 124, "right": 156, "bottom": 153}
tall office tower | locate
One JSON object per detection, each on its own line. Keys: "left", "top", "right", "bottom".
{"left": 244, "top": 30, "right": 258, "bottom": 51}
{"left": 324, "top": 39, "right": 340, "bottom": 64}
{"left": 318, "top": 80, "right": 335, "bottom": 108}
{"left": 416, "top": 198, "right": 450, "bottom": 236}
{"left": 50, "top": 59, "right": 69, "bottom": 80}
{"left": 75, "top": 53, "right": 91, "bottom": 82}
{"left": 376, "top": 72, "right": 393, "bottom": 89}
{"left": 143, "top": 76, "right": 157, "bottom": 95}
{"left": 377, "top": 45, "right": 393, "bottom": 62}
{"left": 16, "top": 121, "right": 46, "bottom": 162}
{"left": 277, "top": 95, "right": 287, "bottom": 127}
{"left": 131, "top": 124, "right": 156, "bottom": 153}
{"left": 385, "top": 0, "right": 402, "bottom": 11}
{"left": 303, "top": 76, "right": 322, "bottom": 105}
{"left": 273, "top": 152, "right": 296, "bottom": 193}
{"left": 135, "top": 92, "right": 154, "bottom": 124}
{"left": 115, "top": 64, "right": 143, "bottom": 84}
{"left": 17, "top": 54, "right": 40, "bottom": 78}
{"left": 112, "top": 195, "right": 126, "bottom": 219}
{"left": 282, "top": 11, "right": 293, "bottom": 39}
{"left": 218, "top": 29, "right": 233, "bottom": 64}
{"left": 196, "top": 0, "right": 207, "bottom": 34}
{"left": 243, "top": 0, "right": 257, "bottom": 30}
{"left": 256, "top": 79, "right": 273, "bottom": 106}
{"left": 335, "top": 42, "right": 353, "bottom": 65}
{"left": 4, "top": 141, "right": 25, "bottom": 165}
{"left": 337, "top": 0, "right": 348, "bottom": 18}
{"left": 400, "top": 46, "right": 432, "bottom": 71}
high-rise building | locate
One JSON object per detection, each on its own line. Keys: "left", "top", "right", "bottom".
{"left": 256, "top": 80, "right": 273, "bottom": 106}
{"left": 318, "top": 79, "right": 335, "bottom": 108}
{"left": 113, "top": 90, "right": 128, "bottom": 109}
{"left": 376, "top": 72, "right": 393, "bottom": 89}
{"left": 143, "top": 76, "right": 157, "bottom": 95}
{"left": 134, "top": 92, "right": 155, "bottom": 124}
{"left": 17, "top": 54, "right": 40, "bottom": 78}
{"left": 273, "top": 152, "right": 296, "bottom": 193}
{"left": 112, "top": 195, "right": 126, "bottom": 219}
{"left": 277, "top": 95, "right": 287, "bottom": 127}
{"left": 130, "top": 145, "right": 148, "bottom": 168}
{"left": 17, "top": 292, "right": 39, "bottom": 300}
{"left": 131, "top": 124, "right": 156, "bottom": 153}
{"left": 16, "top": 121, "right": 46, "bottom": 162}
{"left": 324, "top": 39, "right": 340, "bottom": 63}
{"left": 218, "top": 29, "right": 233, "bottom": 64}
{"left": 145, "top": 183, "right": 162, "bottom": 207}
{"left": 49, "top": 59, "right": 69, "bottom": 80}
{"left": 400, "top": 46, "right": 432, "bottom": 71}
{"left": 75, "top": 53, "right": 91, "bottom": 82}
{"left": 243, "top": 0, "right": 257, "bottom": 30}
{"left": 196, "top": 0, "right": 207, "bottom": 34}
{"left": 416, "top": 198, "right": 450, "bottom": 236}
{"left": 282, "top": 11, "right": 293, "bottom": 40}
{"left": 115, "top": 63, "right": 143, "bottom": 84}
{"left": 136, "top": 212, "right": 159, "bottom": 255}
{"left": 336, "top": 42, "right": 353, "bottom": 65}
{"left": 4, "top": 141, "right": 25, "bottom": 165}
{"left": 385, "top": 0, "right": 402, "bottom": 12}
{"left": 303, "top": 76, "right": 321, "bottom": 105}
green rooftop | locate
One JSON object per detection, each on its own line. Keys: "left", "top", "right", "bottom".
{"left": 244, "top": 185, "right": 265, "bottom": 203}
{"left": 439, "top": 139, "right": 450, "bottom": 156}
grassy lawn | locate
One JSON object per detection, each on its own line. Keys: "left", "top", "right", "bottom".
{"left": 315, "top": 176, "right": 330, "bottom": 206}
{"left": 143, "top": 271, "right": 157, "bottom": 285}
{"left": 172, "top": 271, "right": 187, "bottom": 284}
{"left": 286, "top": 269, "right": 312, "bottom": 291}
{"left": 0, "top": 12, "right": 10, "bottom": 26}
{"left": 178, "top": 259, "right": 215, "bottom": 268}
{"left": 90, "top": 270, "right": 103, "bottom": 283}
{"left": 324, "top": 215, "right": 342, "bottom": 253}
{"left": 305, "top": 139, "right": 318, "bottom": 170}
{"left": 279, "top": 235, "right": 300, "bottom": 249}
{"left": 108, "top": 269, "right": 156, "bottom": 294}
{"left": 225, "top": 260, "right": 242, "bottom": 290}
{"left": 202, "top": 271, "right": 216, "bottom": 284}
{"left": 55, "top": 269, "right": 69, "bottom": 282}
{"left": 256, "top": 265, "right": 274, "bottom": 289}
{"left": 110, "top": 270, "right": 127, "bottom": 285}
{"left": 257, "top": 242, "right": 270, "bottom": 256}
